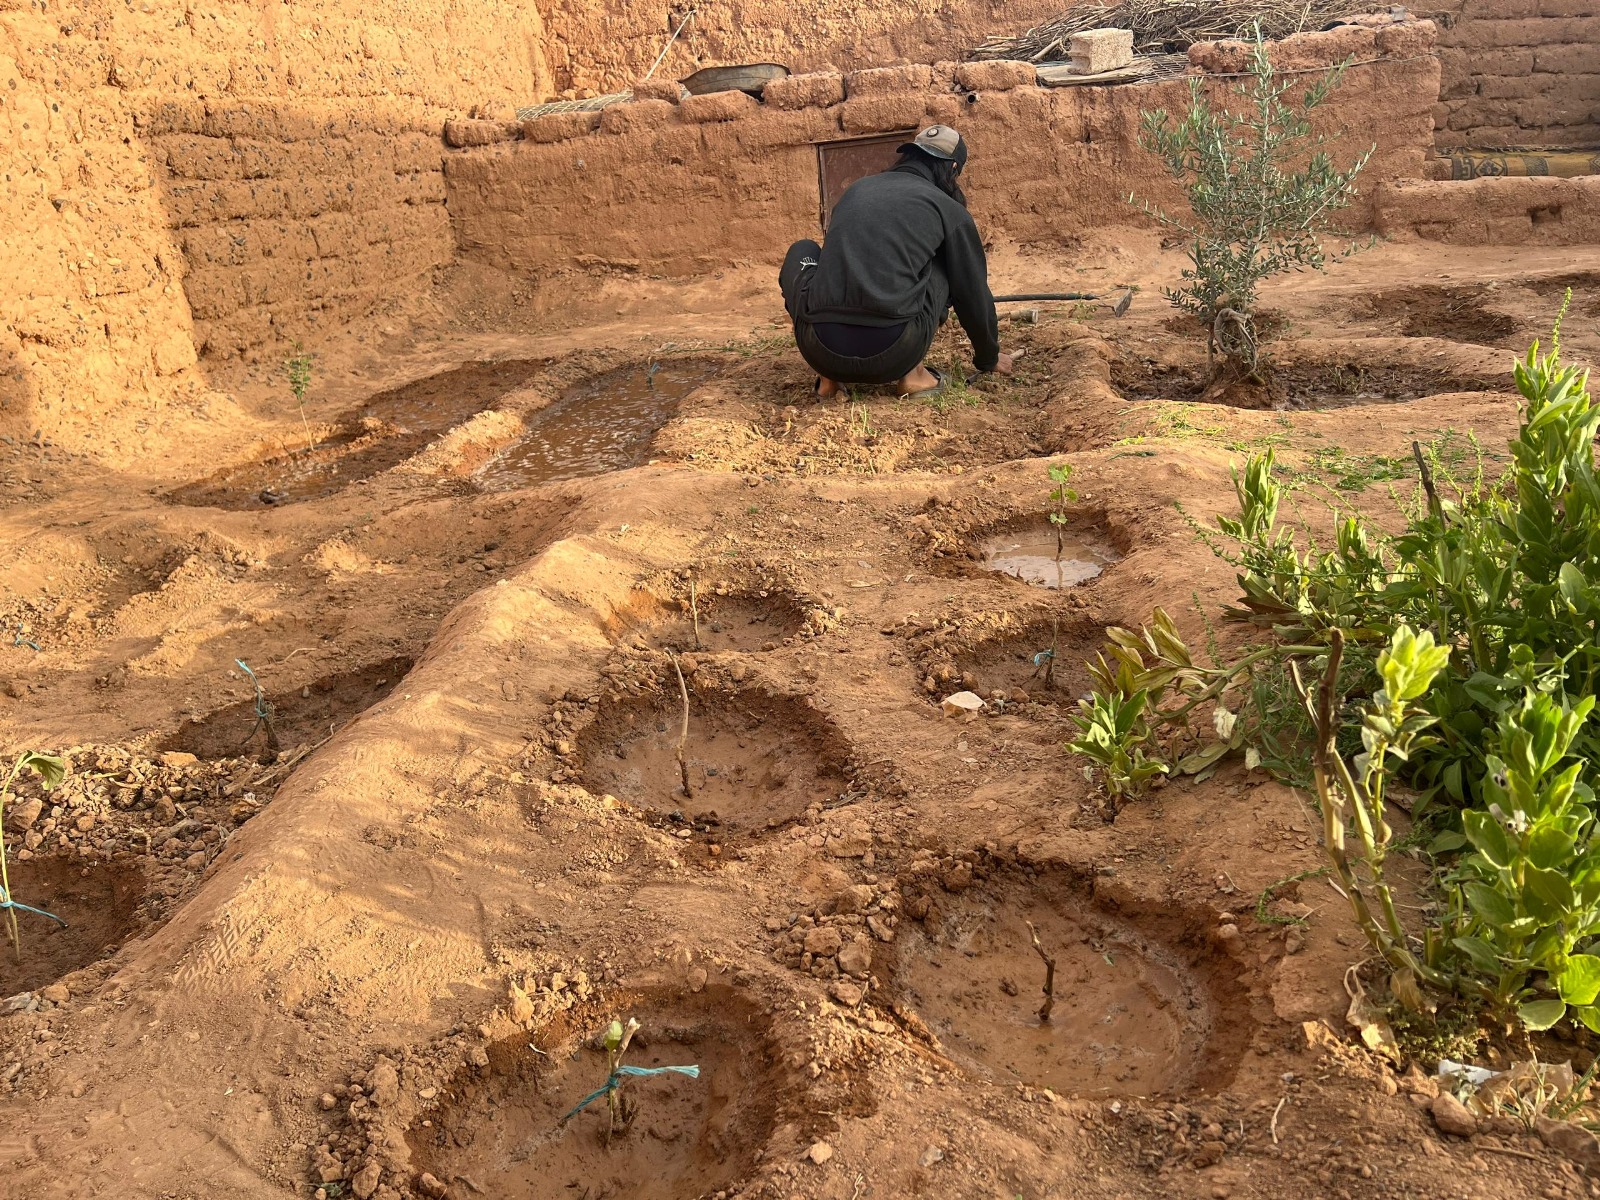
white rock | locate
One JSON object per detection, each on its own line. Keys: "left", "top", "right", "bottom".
{"left": 805, "top": 1141, "right": 834, "bottom": 1165}
{"left": 940, "top": 691, "right": 985, "bottom": 716}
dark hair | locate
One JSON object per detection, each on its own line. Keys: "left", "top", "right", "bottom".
{"left": 894, "top": 147, "right": 968, "bottom": 208}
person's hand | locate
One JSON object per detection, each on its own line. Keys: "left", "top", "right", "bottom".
{"left": 993, "top": 351, "right": 1017, "bottom": 375}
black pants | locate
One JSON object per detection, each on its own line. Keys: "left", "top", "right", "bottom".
{"left": 779, "top": 240, "right": 943, "bottom": 386}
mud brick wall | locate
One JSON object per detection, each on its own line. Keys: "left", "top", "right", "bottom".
{"left": 1377, "top": 173, "right": 1600, "bottom": 239}
{"left": 144, "top": 101, "right": 452, "bottom": 359}
{"left": 444, "top": 23, "right": 1443, "bottom": 279}
{"left": 0, "top": 0, "right": 544, "bottom": 457}
{"left": 1425, "top": 0, "right": 1600, "bottom": 150}
{"left": 537, "top": 0, "right": 1069, "bottom": 98}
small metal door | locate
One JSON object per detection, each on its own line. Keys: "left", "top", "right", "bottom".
{"left": 817, "top": 133, "right": 914, "bottom": 228}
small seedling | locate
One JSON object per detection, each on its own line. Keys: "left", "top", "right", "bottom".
{"left": 1042, "top": 463, "right": 1079, "bottom": 688}
{"left": 1025, "top": 921, "right": 1056, "bottom": 1023}
{"left": 850, "top": 403, "right": 873, "bottom": 440}
{"left": 286, "top": 343, "right": 315, "bottom": 453}
{"left": 236, "top": 659, "right": 281, "bottom": 764}
{"left": 688, "top": 579, "right": 703, "bottom": 650}
{"left": 0, "top": 750, "right": 69, "bottom": 958}
{"left": 562, "top": 1016, "right": 701, "bottom": 1139}
{"left": 669, "top": 652, "right": 692, "bottom": 799}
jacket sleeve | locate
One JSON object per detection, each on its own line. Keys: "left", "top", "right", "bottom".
{"left": 939, "top": 211, "right": 1001, "bottom": 373}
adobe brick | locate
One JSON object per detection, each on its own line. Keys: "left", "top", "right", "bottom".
{"left": 844, "top": 65, "right": 934, "bottom": 97}
{"left": 838, "top": 94, "right": 927, "bottom": 135}
{"left": 954, "top": 60, "right": 1035, "bottom": 92}
{"left": 520, "top": 111, "right": 600, "bottom": 144}
{"left": 764, "top": 71, "right": 846, "bottom": 110}
{"left": 679, "top": 90, "right": 759, "bottom": 123}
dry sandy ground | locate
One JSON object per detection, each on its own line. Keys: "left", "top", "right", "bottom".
{"left": 0, "top": 234, "right": 1597, "bottom": 1200}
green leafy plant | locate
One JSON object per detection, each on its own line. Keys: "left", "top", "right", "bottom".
{"left": 1443, "top": 691, "right": 1600, "bottom": 1032}
{"left": 1290, "top": 626, "right": 1453, "bottom": 1002}
{"left": 1131, "top": 29, "right": 1374, "bottom": 378}
{"left": 1068, "top": 311, "right": 1600, "bottom": 1035}
{"left": 0, "top": 750, "right": 67, "bottom": 957}
{"left": 286, "top": 343, "right": 315, "bottom": 452}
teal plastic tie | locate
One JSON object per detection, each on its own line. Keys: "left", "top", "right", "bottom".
{"left": 0, "top": 884, "right": 67, "bottom": 928}
{"left": 562, "top": 1063, "right": 701, "bottom": 1122}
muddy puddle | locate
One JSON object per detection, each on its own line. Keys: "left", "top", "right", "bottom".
{"left": 163, "top": 656, "right": 413, "bottom": 761}
{"left": 0, "top": 857, "right": 145, "bottom": 995}
{"left": 894, "top": 869, "right": 1248, "bottom": 1097}
{"left": 578, "top": 690, "right": 852, "bottom": 834}
{"left": 475, "top": 361, "right": 720, "bottom": 491}
{"left": 408, "top": 986, "right": 780, "bottom": 1200}
{"left": 980, "top": 523, "right": 1119, "bottom": 588}
{"left": 167, "top": 360, "right": 545, "bottom": 509}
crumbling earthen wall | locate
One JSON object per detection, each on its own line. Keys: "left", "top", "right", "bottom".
{"left": 1425, "top": 0, "right": 1600, "bottom": 149}
{"left": 537, "top": 0, "right": 1069, "bottom": 98}
{"left": 444, "top": 24, "right": 1442, "bottom": 280}
{"left": 1, "top": 0, "right": 545, "bottom": 453}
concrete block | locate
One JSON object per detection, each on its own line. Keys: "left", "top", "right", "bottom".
{"left": 520, "top": 111, "right": 600, "bottom": 144}
{"left": 838, "top": 93, "right": 927, "bottom": 135}
{"left": 765, "top": 71, "right": 845, "bottom": 110}
{"left": 676, "top": 89, "right": 756, "bottom": 123}
{"left": 845, "top": 64, "right": 934, "bottom": 97}
{"left": 955, "top": 60, "right": 1035, "bottom": 92}
{"left": 1069, "top": 28, "right": 1134, "bottom": 75}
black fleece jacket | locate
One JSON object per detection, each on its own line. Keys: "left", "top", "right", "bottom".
{"left": 797, "top": 161, "right": 1001, "bottom": 372}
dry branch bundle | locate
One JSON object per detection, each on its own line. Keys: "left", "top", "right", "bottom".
{"left": 969, "top": 0, "right": 1367, "bottom": 62}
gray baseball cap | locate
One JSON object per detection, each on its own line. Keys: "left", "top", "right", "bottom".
{"left": 899, "top": 125, "right": 967, "bottom": 166}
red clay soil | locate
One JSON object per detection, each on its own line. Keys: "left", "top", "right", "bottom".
{"left": 0, "top": 240, "right": 1596, "bottom": 1200}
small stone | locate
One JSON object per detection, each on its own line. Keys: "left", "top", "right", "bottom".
{"left": 368, "top": 1056, "right": 400, "bottom": 1107}
{"left": 829, "top": 978, "right": 865, "bottom": 1006}
{"left": 918, "top": 1146, "right": 944, "bottom": 1167}
{"left": 9, "top": 797, "right": 43, "bottom": 833}
{"left": 417, "top": 1172, "right": 449, "bottom": 1198}
{"left": 319, "top": 1092, "right": 339, "bottom": 1111}
{"left": 940, "top": 690, "right": 985, "bottom": 716}
{"left": 418, "top": 1087, "right": 438, "bottom": 1100}
{"left": 805, "top": 1141, "right": 834, "bottom": 1165}
{"left": 183, "top": 851, "right": 208, "bottom": 871}
{"left": 1537, "top": 1116, "right": 1600, "bottom": 1172}
{"left": 350, "top": 1161, "right": 382, "bottom": 1199}
{"left": 158, "top": 751, "right": 199, "bottom": 768}
{"left": 833, "top": 884, "right": 874, "bottom": 914}
{"left": 509, "top": 981, "right": 534, "bottom": 1028}
{"left": 688, "top": 966, "right": 708, "bottom": 993}
{"left": 1431, "top": 1092, "right": 1477, "bottom": 1137}
{"left": 942, "top": 862, "right": 973, "bottom": 893}
{"left": 1283, "top": 927, "right": 1306, "bottom": 955}
{"left": 837, "top": 938, "right": 873, "bottom": 977}
{"left": 40, "top": 983, "right": 68, "bottom": 1004}
{"left": 804, "top": 927, "right": 844, "bottom": 957}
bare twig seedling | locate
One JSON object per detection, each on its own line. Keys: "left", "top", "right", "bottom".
{"left": 1026, "top": 920, "right": 1057, "bottom": 1023}
{"left": 688, "top": 579, "right": 702, "bottom": 650}
{"left": 670, "top": 653, "right": 692, "bottom": 799}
